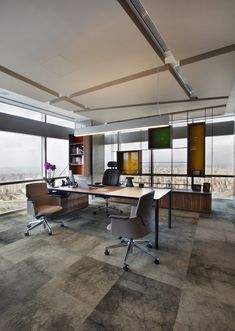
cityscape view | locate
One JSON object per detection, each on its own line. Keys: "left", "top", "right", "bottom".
{"left": 1, "top": 165, "right": 234, "bottom": 214}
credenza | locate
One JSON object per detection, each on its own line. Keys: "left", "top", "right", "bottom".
{"left": 110, "top": 189, "right": 212, "bottom": 214}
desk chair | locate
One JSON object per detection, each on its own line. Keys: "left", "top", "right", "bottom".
{"left": 25, "top": 182, "right": 63, "bottom": 236}
{"left": 104, "top": 191, "right": 160, "bottom": 271}
{"left": 93, "top": 161, "right": 122, "bottom": 215}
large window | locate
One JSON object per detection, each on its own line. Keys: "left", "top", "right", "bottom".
{"left": 0, "top": 100, "right": 73, "bottom": 214}
{"left": 0, "top": 131, "right": 42, "bottom": 214}
{"left": 104, "top": 114, "right": 234, "bottom": 199}
{"left": 47, "top": 138, "right": 69, "bottom": 178}
{"left": 0, "top": 183, "right": 27, "bottom": 214}
{"left": 0, "top": 131, "right": 42, "bottom": 183}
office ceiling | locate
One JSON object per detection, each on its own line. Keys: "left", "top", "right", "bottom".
{"left": 0, "top": 0, "right": 234, "bottom": 123}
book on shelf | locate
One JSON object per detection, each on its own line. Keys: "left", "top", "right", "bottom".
{"left": 71, "top": 156, "right": 84, "bottom": 165}
{"left": 71, "top": 146, "right": 84, "bottom": 154}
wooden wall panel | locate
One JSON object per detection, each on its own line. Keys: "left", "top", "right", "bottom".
{"left": 187, "top": 123, "right": 205, "bottom": 176}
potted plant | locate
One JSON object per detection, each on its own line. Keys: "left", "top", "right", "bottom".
{"left": 44, "top": 162, "right": 56, "bottom": 187}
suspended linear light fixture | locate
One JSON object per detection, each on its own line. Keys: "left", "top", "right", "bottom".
{"left": 74, "top": 115, "right": 169, "bottom": 136}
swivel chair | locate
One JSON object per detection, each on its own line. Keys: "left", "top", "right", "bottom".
{"left": 25, "top": 182, "right": 63, "bottom": 236}
{"left": 104, "top": 191, "right": 160, "bottom": 271}
{"left": 93, "top": 161, "right": 122, "bottom": 215}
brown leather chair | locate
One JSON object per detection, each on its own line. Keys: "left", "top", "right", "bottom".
{"left": 25, "top": 182, "right": 63, "bottom": 236}
{"left": 104, "top": 191, "right": 160, "bottom": 271}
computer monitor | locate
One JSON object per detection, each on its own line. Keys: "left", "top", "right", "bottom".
{"left": 68, "top": 170, "right": 76, "bottom": 187}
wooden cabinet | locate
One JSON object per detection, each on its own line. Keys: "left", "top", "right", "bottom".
{"left": 69, "top": 135, "right": 91, "bottom": 176}
{"left": 159, "top": 189, "right": 211, "bottom": 213}
{"left": 51, "top": 193, "right": 88, "bottom": 218}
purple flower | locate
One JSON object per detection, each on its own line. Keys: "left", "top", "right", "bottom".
{"left": 50, "top": 164, "right": 56, "bottom": 171}
{"left": 44, "top": 162, "right": 51, "bottom": 170}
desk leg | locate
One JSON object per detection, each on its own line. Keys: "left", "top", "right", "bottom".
{"left": 168, "top": 190, "right": 172, "bottom": 229}
{"left": 155, "top": 200, "right": 159, "bottom": 249}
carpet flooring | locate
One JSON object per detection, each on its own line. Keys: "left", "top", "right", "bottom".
{"left": 0, "top": 200, "right": 234, "bottom": 330}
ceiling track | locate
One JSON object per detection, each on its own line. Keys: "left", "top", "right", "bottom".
{"left": 117, "top": 0, "right": 196, "bottom": 99}
{"left": 50, "top": 96, "right": 87, "bottom": 110}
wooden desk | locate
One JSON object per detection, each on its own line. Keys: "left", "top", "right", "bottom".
{"left": 54, "top": 186, "right": 171, "bottom": 249}
{"left": 159, "top": 189, "right": 211, "bottom": 213}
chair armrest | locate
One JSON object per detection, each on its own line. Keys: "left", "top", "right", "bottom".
{"left": 109, "top": 214, "right": 129, "bottom": 219}
{"left": 130, "top": 205, "right": 137, "bottom": 218}
{"left": 30, "top": 195, "right": 61, "bottom": 208}
{"left": 27, "top": 200, "right": 36, "bottom": 216}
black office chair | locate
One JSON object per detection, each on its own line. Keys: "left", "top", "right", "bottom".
{"left": 93, "top": 161, "right": 122, "bottom": 215}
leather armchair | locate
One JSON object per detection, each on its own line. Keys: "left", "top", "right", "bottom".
{"left": 104, "top": 191, "right": 160, "bottom": 271}
{"left": 25, "top": 182, "right": 63, "bottom": 236}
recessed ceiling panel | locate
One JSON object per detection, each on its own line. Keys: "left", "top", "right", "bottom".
{"left": 183, "top": 52, "right": 235, "bottom": 98}
{"left": 0, "top": 0, "right": 162, "bottom": 96}
{"left": 0, "top": 72, "right": 58, "bottom": 102}
{"left": 142, "top": 0, "right": 235, "bottom": 60}
{"left": 72, "top": 71, "right": 187, "bottom": 109}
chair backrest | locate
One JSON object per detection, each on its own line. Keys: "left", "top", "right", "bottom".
{"left": 26, "top": 182, "right": 48, "bottom": 198}
{"left": 102, "top": 161, "right": 120, "bottom": 186}
{"left": 135, "top": 191, "right": 155, "bottom": 226}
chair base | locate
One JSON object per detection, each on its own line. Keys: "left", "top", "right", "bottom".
{"left": 104, "top": 238, "right": 160, "bottom": 271}
{"left": 93, "top": 203, "right": 123, "bottom": 216}
{"left": 25, "top": 216, "right": 64, "bottom": 236}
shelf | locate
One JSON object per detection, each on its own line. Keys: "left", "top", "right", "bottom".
{"left": 70, "top": 153, "right": 84, "bottom": 156}
{"left": 70, "top": 142, "right": 84, "bottom": 146}
{"left": 69, "top": 135, "right": 91, "bottom": 176}
{"left": 70, "top": 164, "right": 83, "bottom": 166}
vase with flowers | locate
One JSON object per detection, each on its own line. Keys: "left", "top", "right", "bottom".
{"left": 44, "top": 162, "right": 56, "bottom": 187}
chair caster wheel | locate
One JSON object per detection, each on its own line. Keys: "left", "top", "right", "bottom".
{"left": 104, "top": 249, "right": 110, "bottom": 256}
{"left": 120, "top": 239, "right": 126, "bottom": 244}
{"left": 120, "top": 210, "right": 123, "bottom": 214}
{"left": 24, "top": 232, "right": 29, "bottom": 236}
{"left": 48, "top": 232, "right": 52, "bottom": 236}
{"left": 60, "top": 223, "right": 65, "bottom": 227}
{"left": 93, "top": 211, "right": 97, "bottom": 215}
{"left": 154, "top": 258, "right": 160, "bottom": 264}
{"left": 123, "top": 264, "right": 129, "bottom": 272}
{"left": 27, "top": 224, "right": 31, "bottom": 228}
{"left": 147, "top": 243, "right": 153, "bottom": 249}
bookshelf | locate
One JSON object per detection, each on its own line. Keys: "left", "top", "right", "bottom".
{"left": 69, "top": 135, "right": 91, "bottom": 176}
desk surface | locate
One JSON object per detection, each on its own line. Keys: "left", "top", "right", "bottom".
{"left": 53, "top": 185, "right": 171, "bottom": 249}
{"left": 55, "top": 186, "right": 171, "bottom": 201}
